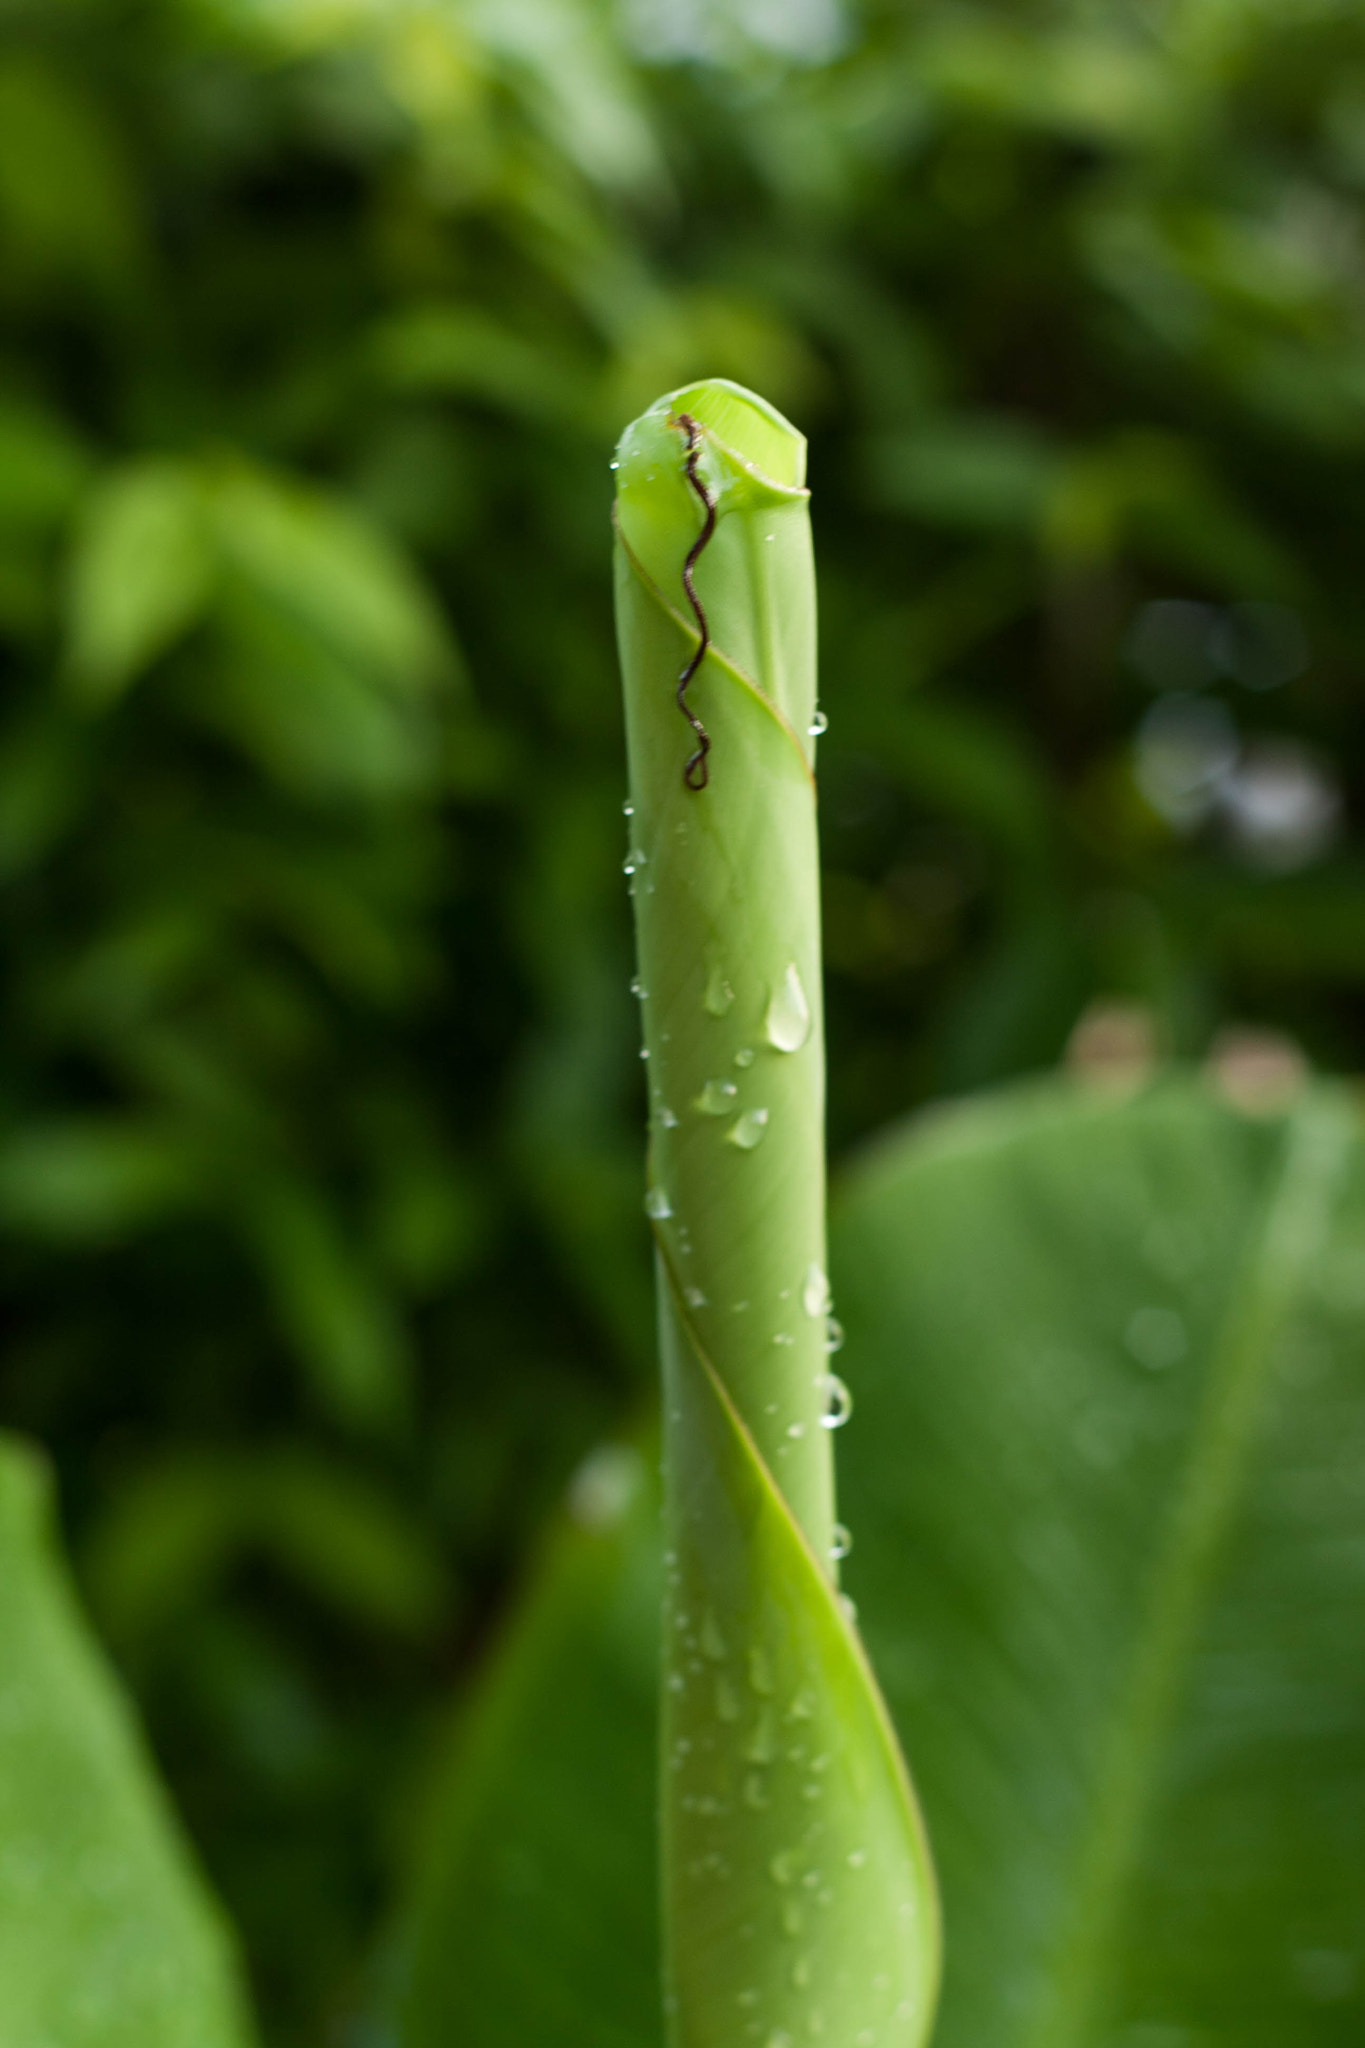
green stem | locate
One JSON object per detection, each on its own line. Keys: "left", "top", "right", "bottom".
{"left": 615, "top": 380, "right": 938, "bottom": 2048}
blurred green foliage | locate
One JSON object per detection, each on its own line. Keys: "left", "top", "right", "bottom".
{"left": 1, "top": 0, "right": 1363, "bottom": 2040}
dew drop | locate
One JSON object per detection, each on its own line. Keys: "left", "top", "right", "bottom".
{"left": 787, "top": 1422, "right": 806, "bottom": 1439}
{"left": 769, "top": 1849, "right": 798, "bottom": 1885}
{"left": 839, "top": 1593, "right": 858, "bottom": 1624}
{"left": 701, "top": 1610, "right": 727, "bottom": 1661}
{"left": 703, "top": 960, "right": 735, "bottom": 1016}
{"left": 630, "top": 977, "right": 647, "bottom": 998}
{"left": 622, "top": 802, "right": 633, "bottom": 816}
{"left": 820, "top": 1374, "right": 853, "bottom": 1428}
{"left": 831, "top": 1521, "right": 852, "bottom": 1561}
{"left": 802, "top": 1263, "right": 830, "bottom": 1318}
{"left": 696, "top": 1077, "right": 739, "bottom": 1115}
{"left": 727, "top": 1108, "right": 770, "bottom": 1150}
{"left": 609, "top": 459, "right": 621, "bottom": 472}
{"left": 824, "top": 1316, "right": 846, "bottom": 1355}
{"left": 765, "top": 963, "right": 812, "bottom": 1053}
{"left": 787, "top": 1686, "right": 816, "bottom": 1721}
{"left": 808, "top": 709, "right": 829, "bottom": 737}
{"left": 644, "top": 1187, "right": 672, "bottom": 1220}
{"left": 773, "top": 1331, "right": 794, "bottom": 1347}
{"left": 639, "top": 1046, "right": 650, "bottom": 1060}
{"left": 734, "top": 1046, "right": 756, "bottom": 1068}
{"left": 746, "top": 1707, "right": 777, "bottom": 1764}
{"left": 658, "top": 1106, "right": 679, "bottom": 1128}
{"left": 847, "top": 1848, "right": 867, "bottom": 1869}
{"left": 623, "top": 847, "right": 647, "bottom": 875}
{"left": 767, "top": 2032, "right": 795, "bottom": 2048}
{"left": 684, "top": 1284, "right": 708, "bottom": 1308}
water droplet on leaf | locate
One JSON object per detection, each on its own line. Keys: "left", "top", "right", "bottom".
{"left": 820, "top": 1374, "right": 852, "bottom": 1427}
{"left": 808, "top": 709, "right": 828, "bottom": 736}
{"left": 644, "top": 1187, "right": 672, "bottom": 1220}
{"left": 765, "top": 963, "right": 812, "bottom": 1053}
{"left": 623, "top": 848, "right": 647, "bottom": 875}
{"left": 704, "top": 960, "right": 735, "bottom": 1015}
{"left": 831, "top": 1521, "right": 852, "bottom": 1560}
{"left": 802, "top": 1263, "right": 830, "bottom": 1318}
{"left": 746, "top": 1707, "right": 777, "bottom": 1763}
{"left": 727, "top": 1108, "right": 770, "bottom": 1150}
{"left": 824, "top": 1316, "right": 845, "bottom": 1354}
{"left": 696, "top": 1077, "right": 739, "bottom": 1115}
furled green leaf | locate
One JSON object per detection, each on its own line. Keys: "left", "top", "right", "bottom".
{"left": 390, "top": 1075, "right": 1365, "bottom": 2046}
{"left": 616, "top": 380, "right": 939, "bottom": 2047}
{"left": 0, "top": 1434, "right": 256, "bottom": 2048}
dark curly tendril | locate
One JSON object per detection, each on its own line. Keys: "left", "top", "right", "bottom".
{"left": 675, "top": 413, "right": 717, "bottom": 791}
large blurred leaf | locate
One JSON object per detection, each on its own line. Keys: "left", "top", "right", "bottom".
{"left": 391, "top": 1443, "right": 661, "bottom": 2048}
{"left": 0, "top": 1434, "right": 256, "bottom": 2048}
{"left": 390, "top": 1076, "right": 1365, "bottom": 2045}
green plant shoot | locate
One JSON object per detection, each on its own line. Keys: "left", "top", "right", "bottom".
{"left": 614, "top": 380, "right": 940, "bottom": 2047}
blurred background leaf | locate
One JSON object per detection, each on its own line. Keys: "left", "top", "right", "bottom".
{"left": 0, "top": 0, "right": 1363, "bottom": 2039}
{"left": 0, "top": 1433, "right": 256, "bottom": 2047}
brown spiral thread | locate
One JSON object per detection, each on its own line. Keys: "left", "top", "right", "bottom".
{"left": 675, "top": 413, "right": 717, "bottom": 791}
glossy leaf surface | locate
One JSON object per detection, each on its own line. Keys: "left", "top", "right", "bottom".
{"left": 0, "top": 1435, "right": 256, "bottom": 2048}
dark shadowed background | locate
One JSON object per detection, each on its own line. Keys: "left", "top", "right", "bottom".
{"left": 2, "top": 0, "right": 1363, "bottom": 2039}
